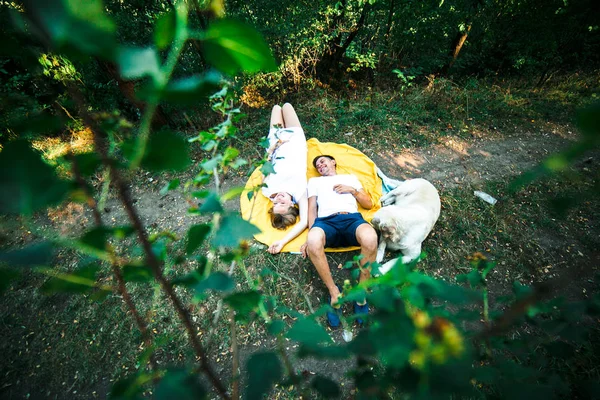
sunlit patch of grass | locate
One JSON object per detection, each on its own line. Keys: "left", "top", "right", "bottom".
{"left": 31, "top": 128, "right": 94, "bottom": 162}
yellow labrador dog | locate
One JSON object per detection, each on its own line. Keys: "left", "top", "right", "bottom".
{"left": 371, "top": 172, "right": 441, "bottom": 274}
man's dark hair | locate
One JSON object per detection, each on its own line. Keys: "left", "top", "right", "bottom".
{"left": 312, "top": 155, "right": 335, "bottom": 169}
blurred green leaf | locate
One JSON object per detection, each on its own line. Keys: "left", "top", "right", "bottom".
{"left": 367, "top": 286, "right": 400, "bottom": 312}
{"left": 123, "top": 130, "right": 191, "bottom": 172}
{"left": 211, "top": 213, "right": 260, "bottom": 247}
{"left": 23, "top": 0, "right": 117, "bottom": 59}
{"left": 160, "top": 179, "right": 180, "bottom": 195}
{"left": 110, "top": 372, "right": 150, "bottom": 400}
{"left": 311, "top": 375, "right": 340, "bottom": 398}
{"left": 186, "top": 224, "right": 211, "bottom": 255}
{"left": 79, "top": 226, "right": 134, "bottom": 252}
{"left": 260, "top": 161, "right": 275, "bottom": 175}
{"left": 224, "top": 290, "right": 262, "bottom": 316}
{"left": 154, "top": 368, "right": 206, "bottom": 400}
{"left": 117, "top": 46, "right": 161, "bottom": 81}
{"left": 195, "top": 272, "right": 234, "bottom": 295}
{"left": 199, "top": 192, "right": 224, "bottom": 213}
{"left": 245, "top": 352, "right": 282, "bottom": 400}
{"left": 0, "top": 268, "right": 19, "bottom": 294}
{"left": 150, "top": 73, "right": 222, "bottom": 105}
{"left": 267, "top": 320, "right": 285, "bottom": 336}
{"left": 122, "top": 264, "right": 153, "bottom": 283}
{"left": 576, "top": 102, "right": 600, "bottom": 141}
{"left": 457, "top": 270, "right": 484, "bottom": 288}
{"left": 40, "top": 263, "right": 100, "bottom": 295}
{"left": 287, "top": 317, "right": 332, "bottom": 347}
{"left": 202, "top": 19, "right": 277, "bottom": 76}
{"left": 0, "top": 140, "right": 70, "bottom": 215}
{"left": 0, "top": 242, "right": 55, "bottom": 267}
{"left": 72, "top": 152, "right": 102, "bottom": 176}
{"left": 154, "top": 11, "right": 176, "bottom": 50}
{"left": 222, "top": 186, "right": 246, "bottom": 201}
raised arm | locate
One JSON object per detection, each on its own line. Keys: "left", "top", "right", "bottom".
{"left": 267, "top": 194, "right": 308, "bottom": 254}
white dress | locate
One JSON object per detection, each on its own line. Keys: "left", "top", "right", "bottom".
{"left": 261, "top": 126, "right": 307, "bottom": 203}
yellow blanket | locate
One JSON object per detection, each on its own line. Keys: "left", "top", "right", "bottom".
{"left": 240, "top": 138, "right": 382, "bottom": 252}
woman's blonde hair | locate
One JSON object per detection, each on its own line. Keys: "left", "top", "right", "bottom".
{"left": 269, "top": 205, "right": 300, "bottom": 230}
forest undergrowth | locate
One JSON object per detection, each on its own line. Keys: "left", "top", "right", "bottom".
{"left": 1, "top": 75, "right": 599, "bottom": 399}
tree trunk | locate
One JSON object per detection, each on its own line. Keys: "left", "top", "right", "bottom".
{"left": 316, "top": 1, "right": 370, "bottom": 83}
{"left": 440, "top": 23, "right": 472, "bottom": 75}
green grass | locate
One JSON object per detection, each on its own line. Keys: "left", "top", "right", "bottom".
{"left": 1, "top": 74, "right": 599, "bottom": 398}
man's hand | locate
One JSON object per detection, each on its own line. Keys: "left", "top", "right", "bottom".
{"left": 333, "top": 184, "right": 356, "bottom": 195}
{"left": 300, "top": 242, "right": 308, "bottom": 259}
{"left": 268, "top": 240, "right": 285, "bottom": 254}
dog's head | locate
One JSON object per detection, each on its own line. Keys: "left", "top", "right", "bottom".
{"left": 371, "top": 209, "right": 401, "bottom": 243}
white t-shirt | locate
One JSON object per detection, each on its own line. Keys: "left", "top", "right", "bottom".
{"left": 307, "top": 174, "right": 363, "bottom": 218}
{"left": 261, "top": 127, "right": 307, "bottom": 202}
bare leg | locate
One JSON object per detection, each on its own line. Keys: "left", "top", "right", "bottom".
{"left": 281, "top": 103, "right": 302, "bottom": 128}
{"left": 270, "top": 104, "right": 283, "bottom": 129}
{"left": 306, "top": 227, "right": 340, "bottom": 306}
{"left": 355, "top": 223, "right": 378, "bottom": 292}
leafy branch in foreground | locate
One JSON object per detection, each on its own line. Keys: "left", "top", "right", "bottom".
{"left": 1, "top": 1, "right": 600, "bottom": 399}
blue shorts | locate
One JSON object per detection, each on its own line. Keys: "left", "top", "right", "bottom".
{"left": 312, "top": 212, "right": 368, "bottom": 248}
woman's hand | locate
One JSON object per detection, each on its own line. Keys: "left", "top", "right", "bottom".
{"left": 268, "top": 240, "right": 285, "bottom": 254}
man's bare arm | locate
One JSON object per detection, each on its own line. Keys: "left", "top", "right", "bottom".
{"left": 353, "top": 188, "right": 373, "bottom": 209}
{"left": 307, "top": 196, "right": 318, "bottom": 228}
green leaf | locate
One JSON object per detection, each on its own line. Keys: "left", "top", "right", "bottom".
{"left": 199, "top": 192, "right": 224, "bottom": 213}
{"left": 0, "top": 242, "right": 55, "bottom": 267}
{"left": 311, "top": 375, "right": 340, "bottom": 399}
{"left": 224, "top": 290, "right": 262, "bottom": 315}
{"left": 0, "top": 268, "right": 19, "bottom": 294}
{"left": 124, "top": 130, "right": 191, "bottom": 172}
{"left": 154, "top": 368, "right": 206, "bottom": 400}
{"left": 457, "top": 270, "right": 484, "bottom": 288}
{"left": 245, "top": 352, "right": 282, "bottom": 400}
{"left": 122, "top": 264, "right": 153, "bottom": 283}
{"left": 195, "top": 272, "right": 234, "bottom": 295}
{"left": 267, "top": 320, "right": 285, "bottom": 336}
{"left": 79, "top": 226, "right": 134, "bottom": 253}
{"left": 117, "top": 46, "right": 161, "bottom": 81}
{"left": 171, "top": 259, "right": 208, "bottom": 287}
{"left": 287, "top": 318, "right": 332, "bottom": 347}
{"left": 202, "top": 19, "right": 277, "bottom": 76}
{"left": 223, "top": 147, "right": 239, "bottom": 162}
{"left": 0, "top": 140, "right": 70, "bottom": 215}
{"left": 186, "top": 224, "right": 211, "bottom": 255}
{"left": 211, "top": 214, "right": 260, "bottom": 247}
{"left": 24, "top": 0, "right": 117, "bottom": 59}
{"left": 367, "top": 286, "right": 400, "bottom": 312}
{"left": 154, "top": 11, "right": 176, "bottom": 50}
{"left": 110, "top": 373, "right": 151, "bottom": 400}
{"left": 160, "top": 179, "right": 180, "bottom": 195}
{"left": 40, "top": 263, "right": 100, "bottom": 295}
{"left": 72, "top": 152, "right": 101, "bottom": 176}
{"left": 577, "top": 102, "right": 600, "bottom": 141}
{"left": 260, "top": 161, "right": 275, "bottom": 175}
{"left": 156, "top": 73, "right": 222, "bottom": 105}
{"left": 222, "top": 186, "right": 246, "bottom": 201}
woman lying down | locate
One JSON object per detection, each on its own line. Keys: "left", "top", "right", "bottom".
{"left": 261, "top": 103, "right": 308, "bottom": 254}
